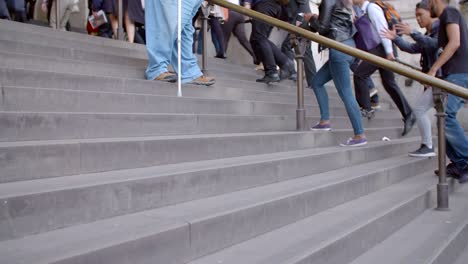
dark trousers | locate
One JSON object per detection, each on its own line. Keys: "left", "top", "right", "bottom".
{"left": 0, "top": 0, "right": 25, "bottom": 21}
{"left": 250, "top": 0, "right": 288, "bottom": 75}
{"left": 353, "top": 45, "right": 412, "bottom": 118}
{"left": 281, "top": 33, "right": 316, "bottom": 86}
{"left": 222, "top": 10, "right": 257, "bottom": 64}
{"left": 209, "top": 16, "right": 226, "bottom": 57}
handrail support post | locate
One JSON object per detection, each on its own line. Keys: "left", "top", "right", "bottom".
{"left": 434, "top": 87, "right": 449, "bottom": 211}
{"left": 201, "top": 2, "right": 211, "bottom": 75}
{"left": 292, "top": 35, "right": 308, "bottom": 131}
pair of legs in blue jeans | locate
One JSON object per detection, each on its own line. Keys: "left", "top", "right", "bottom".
{"left": 145, "top": 0, "right": 203, "bottom": 83}
{"left": 444, "top": 74, "right": 468, "bottom": 172}
{"left": 311, "top": 39, "right": 365, "bottom": 140}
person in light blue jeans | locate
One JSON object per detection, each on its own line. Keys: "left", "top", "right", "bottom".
{"left": 306, "top": 0, "right": 367, "bottom": 147}
{"left": 145, "top": 0, "right": 215, "bottom": 85}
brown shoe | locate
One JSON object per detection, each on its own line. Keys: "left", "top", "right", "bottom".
{"left": 155, "top": 72, "right": 177, "bottom": 83}
{"left": 188, "top": 75, "right": 215, "bottom": 86}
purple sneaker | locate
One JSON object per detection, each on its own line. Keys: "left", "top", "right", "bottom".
{"left": 340, "top": 137, "right": 368, "bottom": 147}
{"left": 310, "top": 123, "right": 332, "bottom": 131}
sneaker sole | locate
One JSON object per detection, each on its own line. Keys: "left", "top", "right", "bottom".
{"left": 408, "top": 152, "right": 437, "bottom": 158}
{"left": 310, "top": 128, "right": 332, "bottom": 131}
{"left": 340, "top": 141, "right": 368, "bottom": 147}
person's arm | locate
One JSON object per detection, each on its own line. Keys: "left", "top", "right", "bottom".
{"left": 428, "top": 23, "right": 461, "bottom": 76}
{"left": 308, "top": 0, "right": 334, "bottom": 36}
{"left": 410, "top": 31, "right": 439, "bottom": 49}
{"left": 367, "top": 3, "right": 394, "bottom": 59}
{"left": 395, "top": 22, "right": 439, "bottom": 50}
{"left": 394, "top": 36, "right": 421, "bottom": 54}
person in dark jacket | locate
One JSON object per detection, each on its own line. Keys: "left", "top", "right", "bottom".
{"left": 306, "top": 0, "right": 367, "bottom": 147}
{"left": 245, "top": 0, "right": 295, "bottom": 83}
{"left": 382, "top": 1, "right": 439, "bottom": 157}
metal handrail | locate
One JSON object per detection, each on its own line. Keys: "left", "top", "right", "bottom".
{"left": 209, "top": 0, "right": 467, "bottom": 210}
{"left": 211, "top": 0, "right": 468, "bottom": 100}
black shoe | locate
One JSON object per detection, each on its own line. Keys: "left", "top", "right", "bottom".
{"left": 279, "top": 60, "right": 296, "bottom": 80}
{"left": 360, "top": 108, "right": 375, "bottom": 120}
{"left": 402, "top": 114, "right": 416, "bottom": 136}
{"left": 256, "top": 73, "right": 280, "bottom": 84}
{"left": 214, "top": 54, "right": 227, "bottom": 59}
{"left": 434, "top": 163, "right": 460, "bottom": 179}
{"left": 458, "top": 168, "right": 468, "bottom": 184}
{"left": 409, "top": 144, "right": 436, "bottom": 157}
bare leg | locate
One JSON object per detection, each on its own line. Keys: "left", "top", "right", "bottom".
{"left": 109, "top": 13, "right": 118, "bottom": 39}
{"left": 124, "top": 10, "right": 135, "bottom": 43}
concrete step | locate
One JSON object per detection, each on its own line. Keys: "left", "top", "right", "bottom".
{"left": 0, "top": 138, "right": 426, "bottom": 240}
{"left": 0, "top": 129, "right": 420, "bottom": 184}
{"left": 350, "top": 185, "right": 468, "bottom": 264}
{"left": 0, "top": 112, "right": 406, "bottom": 141}
{"left": 0, "top": 155, "right": 435, "bottom": 264}
{"left": 0, "top": 38, "right": 146, "bottom": 67}
{"left": 0, "top": 50, "right": 146, "bottom": 79}
{"left": 453, "top": 244, "right": 468, "bottom": 264}
{"left": 0, "top": 66, "right": 320, "bottom": 102}
{"left": 0, "top": 21, "right": 273, "bottom": 78}
{"left": 0, "top": 86, "right": 345, "bottom": 116}
{"left": 0, "top": 39, "right": 270, "bottom": 83}
{"left": 189, "top": 172, "right": 438, "bottom": 264}
{"left": 0, "top": 86, "right": 402, "bottom": 119}
{"left": 0, "top": 68, "right": 323, "bottom": 106}
{"left": 0, "top": 20, "right": 147, "bottom": 58}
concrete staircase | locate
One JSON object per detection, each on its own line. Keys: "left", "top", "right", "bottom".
{"left": 0, "top": 20, "right": 467, "bottom": 264}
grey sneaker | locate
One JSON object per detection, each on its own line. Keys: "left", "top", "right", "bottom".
{"left": 361, "top": 109, "right": 375, "bottom": 120}
{"left": 409, "top": 144, "right": 436, "bottom": 157}
{"left": 188, "top": 75, "right": 216, "bottom": 86}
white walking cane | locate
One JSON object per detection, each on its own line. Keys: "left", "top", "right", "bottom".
{"left": 177, "top": 0, "right": 182, "bottom": 97}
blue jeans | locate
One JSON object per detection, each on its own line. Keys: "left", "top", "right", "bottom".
{"left": 145, "top": 0, "right": 203, "bottom": 83}
{"left": 311, "top": 39, "right": 364, "bottom": 136}
{"left": 444, "top": 73, "right": 468, "bottom": 170}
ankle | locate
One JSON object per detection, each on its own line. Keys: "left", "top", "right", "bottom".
{"left": 354, "top": 134, "right": 366, "bottom": 139}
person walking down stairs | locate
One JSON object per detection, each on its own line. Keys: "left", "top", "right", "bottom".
{"left": 43, "top": 0, "right": 80, "bottom": 31}
{"left": 145, "top": 0, "right": 215, "bottom": 86}
{"left": 381, "top": 0, "right": 439, "bottom": 158}
{"left": 305, "top": 0, "right": 367, "bottom": 147}
{"left": 353, "top": 0, "right": 416, "bottom": 137}
{"left": 245, "top": 0, "right": 296, "bottom": 84}
{"left": 428, "top": 0, "right": 468, "bottom": 183}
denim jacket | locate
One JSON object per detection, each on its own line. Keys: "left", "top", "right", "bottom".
{"left": 394, "top": 20, "right": 440, "bottom": 74}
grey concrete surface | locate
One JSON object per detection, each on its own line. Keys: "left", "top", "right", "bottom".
{"left": 351, "top": 186, "right": 468, "bottom": 264}
{"left": 0, "top": 17, "right": 464, "bottom": 264}
{"left": 0, "top": 139, "right": 426, "bottom": 241}
{"left": 0, "top": 112, "right": 407, "bottom": 142}
{"left": 188, "top": 173, "right": 438, "bottom": 264}
{"left": 0, "top": 156, "right": 433, "bottom": 263}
